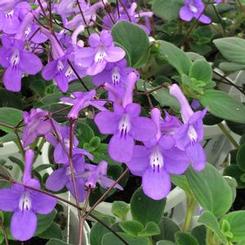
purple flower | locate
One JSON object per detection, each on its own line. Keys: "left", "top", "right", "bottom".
{"left": 0, "top": 35, "right": 42, "bottom": 92}
{"left": 60, "top": 89, "right": 106, "bottom": 120}
{"left": 74, "top": 30, "right": 125, "bottom": 76}
{"left": 0, "top": 149, "right": 56, "bottom": 241}
{"left": 46, "top": 152, "right": 87, "bottom": 202}
{"left": 103, "top": 2, "right": 153, "bottom": 34}
{"left": 22, "top": 109, "right": 52, "bottom": 148}
{"left": 170, "top": 84, "right": 207, "bottom": 171}
{"left": 92, "top": 59, "right": 137, "bottom": 101}
{"left": 46, "top": 123, "right": 79, "bottom": 164}
{"left": 179, "top": 0, "right": 211, "bottom": 24}
{"left": 0, "top": 1, "right": 31, "bottom": 35}
{"left": 95, "top": 72, "right": 156, "bottom": 162}
{"left": 41, "top": 30, "right": 85, "bottom": 92}
{"left": 84, "top": 161, "right": 123, "bottom": 190}
{"left": 126, "top": 108, "right": 189, "bottom": 200}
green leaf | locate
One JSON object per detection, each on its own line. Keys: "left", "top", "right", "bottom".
{"left": 137, "top": 80, "right": 179, "bottom": 110}
{"left": 223, "top": 165, "right": 245, "bottom": 188}
{"left": 46, "top": 238, "right": 70, "bottom": 245}
{"left": 38, "top": 223, "right": 62, "bottom": 240}
{"left": 156, "top": 241, "right": 175, "bottom": 245}
{"left": 213, "top": 38, "right": 245, "bottom": 64}
{"left": 198, "top": 211, "right": 226, "bottom": 242}
{"left": 112, "top": 21, "right": 150, "bottom": 67}
{"left": 90, "top": 216, "right": 115, "bottom": 245}
{"left": 119, "top": 220, "right": 144, "bottom": 236}
{"left": 222, "top": 211, "right": 245, "bottom": 242}
{"left": 102, "top": 232, "right": 149, "bottom": 245}
{"left": 175, "top": 232, "right": 199, "bottom": 245}
{"left": 138, "top": 222, "right": 161, "bottom": 237}
{"left": 0, "top": 231, "right": 3, "bottom": 244}
{"left": 191, "top": 225, "right": 206, "bottom": 245}
{"left": 219, "top": 62, "right": 245, "bottom": 72}
{"left": 237, "top": 144, "right": 245, "bottom": 171}
{"left": 112, "top": 201, "right": 130, "bottom": 221}
{"left": 157, "top": 40, "right": 192, "bottom": 75}
{"left": 153, "top": 217, "right": 180, "bottom": 242}
{"left": 200, "top": 90, "right": 245, "bottom": 124}
{"left": 130, "top": 187, "right": 166, "bottom": 225}
{"left": 76, "top": 121, "right": 95, "bottom": 147}
{"left": 186, "top": 164, "right": 233, "bottom": 217}
{"left": 8, "top": 156, "right": 24, "bottom": 172}
{"left": 0, "top": 107, "right": 22, "bottom": 133}
{"left": 189, "top": 59, "right": 212, "bottom": 82}
{"left": 152, "top": 0, "right": 183, "bottom": 20}
{"left": 35, "top": 210, "right": 57, "bottom": 235}
{"left": 171, "top": 175, "right": 191, "bottom": 193}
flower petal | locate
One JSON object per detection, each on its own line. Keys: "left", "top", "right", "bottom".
{"left": 105, "top": 47, "right": 125, "bottom": 63}
{"left": 163, "top": 147, "right": 189, "bottom": 175}
{"left": 126, "top": 145, "right": 149, "bottom": 175}
{"left": 42, "top": 60, "right": 57, "bottom": 80}
{"left": 131, "top": 117, "right": 156, "bottom": 142}
{"left": 20, "top": 52, "right": 42, "bottom": 75}
{"left": 0, "top": 185, "right": 22, "bottom": 211}
{"left": 11, "top": 211, "right": 37, "bottom": 241}
{"left": 3, "top": 66, "right": 22, "bottom": 92}
{"left": 46, "top": 167, "right": 67, "bottom": 191}
{"left": 142, "top": 168, "right": 171, "bottom": 200}
{"left": 108, "top": 134, "right": 134, "bottom": 162}
{"left": 179, "top": 6, "right": 193, "bottom": 21}
{"left": 31, "top": 191, "right": 56, "bottom": 214}
{"left": 186, "top": 143, "right": 206, "bottom": 171}
{"left": 95, "top": 111, "right": 120, "bottom": 134}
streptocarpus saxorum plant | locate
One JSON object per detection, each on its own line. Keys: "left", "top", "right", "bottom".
{"left": 0, "top": 0, "right": 244, "bottom": 244}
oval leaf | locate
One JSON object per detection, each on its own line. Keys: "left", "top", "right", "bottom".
{"left": 186, "top": 164, "right": 233, "bottom": 217}
{"left": 112, "top": 21, "right": 149, "bottom": 68}
{"left": 200, "top": 89, "right": 245, "bottom": 124}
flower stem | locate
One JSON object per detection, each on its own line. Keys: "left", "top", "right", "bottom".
{"left": 218, "top": 123, "right": 239, "bottom": 149}
{"left": 182, "top": 193, "right": 196, "bottom": 232}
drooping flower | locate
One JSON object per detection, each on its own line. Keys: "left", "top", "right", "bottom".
{"left": 95, "top": 72, "right": 156, "bottom": 162}
{"left": 0, "top": 35, "right": 42, "bottom": 91}
{"left": 41, "top": 30, "right": 85, "bottom": 92}
{"left": 45, "top": 123, "right": 79, "bottom": 164}
{"left": 84, "top": 161, "right": 123, "bottom": 190}
{"left": 179, "top": 0, "right": 211, "bottom": 24}
{"left": 60, "top": 89, "right": 106, "bottom": 120}
{"left": 169, "top": 84, "right": 207, "bottom": 171}
{"left": 22, "top": 108, "right": 52, "bottom": 148}
{"left": 126, "top": 108, "right": 189, "bottom": 200}
{"left": 0, "top": 149, "right": 56, "bottom": 241}
{"left": 74, "top": 30, "right": 125, "bottom": 76}
{"left": 46, "top": 150, "right": 92, "bottom": 202}
{"left": 103, "top": 2, "right": 153, "bottom": 34}
{"left": 92, "top": 59, "right": 137, "bottom": 101}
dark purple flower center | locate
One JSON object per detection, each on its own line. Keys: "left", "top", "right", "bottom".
{"left": 19, "top": 192, "right": 32, "bottom": 211}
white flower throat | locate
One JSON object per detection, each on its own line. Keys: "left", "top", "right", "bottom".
{"left": 19, "top": 192, "right": 32, "bottom": 211}
{"left": 10, "top": 49, "right": 20, "bottom": 66}
{"left": 188, "top": 125, "right": 198, "bottom": 142}
{"left": 150, "top": 147, "right": 164, "bottom": 172}
{"left": 95, "top": 47, "right": 106, "bottom": 63}
{"left": 112, "top": 67, "right": 121, "bottom": 85}
{"left": 118, "top": 115, "right": 131, "bottom": 137}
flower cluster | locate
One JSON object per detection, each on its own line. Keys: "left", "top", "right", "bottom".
{"left": 0, "top": 0, "right": 211, "bottom": 242}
